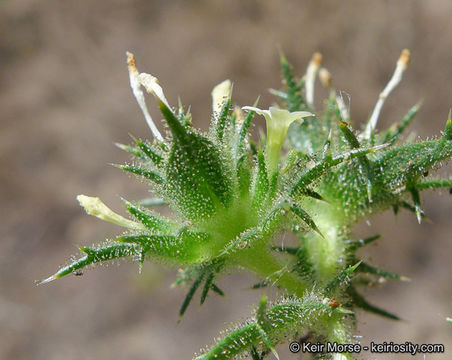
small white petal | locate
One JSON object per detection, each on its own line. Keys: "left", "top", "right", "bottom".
{"left": 211, "top": 79, "right": 232, "bottom": 117}
{"left": 139, "top": 72, "right": 171, "bottom": 110}
{"left": 268, "top": 107, "right": 312, "bottom": 127}
{"left": 364, "top": 49, "right": 410, "bottom": 139}
{"left": 268, "top": 106, "right": 289, "bottom": 116}
{"left": 286, "top": 111, "right": 314, "bottom": 122}
{"left": 77, "top": 195, "right": 145, "bottom": 231}
{"left": 242, "top": 106, "right": 270, "bottom": 117}
{"left": 305, "top": 52, "right": 322, "bottom": 107}
{"left": 126, "top": 52, "right": 163, "bottom": 141}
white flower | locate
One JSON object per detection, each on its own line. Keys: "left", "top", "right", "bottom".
{"left": 211, "top": 79, "right": 232, "bottom": 118}
{"left": 126, "top": 51, "right": 164, "bottom": 141}
{"left": 77, "top": 195, "right": 145, "bottom": 231}
{"left": 242, "top": 106, "right": 313, "bottom": 173}
{"left": 139, "top": 72, "right": 171, "bottom": 110}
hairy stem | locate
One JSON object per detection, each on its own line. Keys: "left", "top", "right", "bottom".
{"left": 234, "top": 247, "right": 308, "bottom": 297}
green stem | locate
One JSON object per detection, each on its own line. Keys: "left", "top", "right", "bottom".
{"left": 303, "top": 202, "right": 349, "bottom": 283}
{"left": 265, "top": 127, "right": 287, "bottom": 175}
{"left": 234, "top": 247, "right": 308, "bottom": 297}
{"left": 326, "top": 318, "right": 356, "bottom": 360}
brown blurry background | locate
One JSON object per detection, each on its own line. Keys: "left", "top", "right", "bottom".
{"left": 1, "top": 1, "right": 451, "bottom": 359}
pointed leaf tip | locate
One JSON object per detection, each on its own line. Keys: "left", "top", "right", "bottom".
{"left": 335, "top": 307, "right": 354, "bottom": 315}
{"left": 257, "top": 326, "right": 279, "bottom": 360}
{"left": 444, "top": 113, "right": 452, "bottom": 140}
{"left": 256, "top": 294, "right": 268, "bottom": 326}
{"left": 350, "top": 260, "right": 363, "bottom": 272}
{"left": 290, "top": 203, "right": 324, "bottom": 238}
{"left": 36, "top": 274, "right": 57, "bottom": 286}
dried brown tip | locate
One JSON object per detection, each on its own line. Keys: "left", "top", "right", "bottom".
{"left": 319, "top": 68, "right": 332, "bottom": 89}
{"left": 311, "top": 52, "right": 323, "bottom": 67}
{"left": 398, "top": 49, "right": 410, "bottom": 67}
{"left": 126, "top": 51, "right": 138, "bottom": 73}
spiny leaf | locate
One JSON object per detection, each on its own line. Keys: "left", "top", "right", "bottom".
{"left": 122, "top": 199, "right": 178, "bottom": 233}
{"left": 444, "top": 113, "right": 452, "bottom": 140}
{"left": 195, "top": 322, "right": 262, "bottom": 360}
{"left": 338, "top": 121, "right": 361, "bottom": 149}
{"left": 256, "top": 294, "right": 269, "bottom": 328}
{"left": 220, "top": 226, "right": 262, "bottom": 257}
{"left": 375, "top": 138, "right": 452, "bottom": 193}
{"left": 338, "top": 121, "right": 374, "bottom": 202}
{"left": 211, "top": 283, "right": 225, "bottom": 296}
{"left": 280, "top": 53, "right": 304, "bottom": 112}
{"left": 300, "top": 188, "right": 325, "bottom": 202}
{"left": 381, "top": 103, "right": 421, "bottom": 145}
{"left": 357, "top": 261, "right": 407, "bottom": 281}
{"left": 235, "top": 98, "right": 258, "bottom": 195}
{"left": 256, "top": 326, "right": 279, "bottom": 360}
{"left": 115, "top": 142, "right": 147, "bottom": 160}
{"left": 237, "top": 98, "right": 258, "bottom": 150}
{"left": 252, "top": 149, "right": 269, "bottom": 209}
{"left": 408, "top": 186, "right": 422, "bottom": 223}
{"left": 132, "top": 136, "right": 163, "bottom": 165}
{"left": 236, "top": 155, "right": 251, "bottom": 197}
{"left": 159, "top": 101, "right": 232, "bottom": 220}
{"left": 193, "top": 297, "right": 339, "bottom": 360}
{"left": 348, "top": 286, "right": 400, "bottom": 320}
{"left": 345, "top": 235, "right": 381, "bottom": 252}
{"left": 323, "top": 262, "right": 361, "bottom": 297}
{"left": 215, "top": 93, "right": 231, "bottom": 142}
{"left": 290, "top": 203, "right": 323, "bottom": 237}
{"left": 118, "top": 230, "right": 211, "bottom": 264}
{"left": 116, "top": 164, "right": 164, "bottom": 184}
{"left": 290, "top": 144, "right": 388, "bottom": 196}
{"left": 397, "top": 201, "right": 427, "bottom": 220}
{"left": 200, "top": 271, "right": 215, "bottom": 305}
{"left": 180, "top": 273, "right": 204, "bottom": 318}
{"left": 415, "top": 178, "right": 452, "bottom": 190}
{"left": 176, "top": 261, "right": 224, "bottom": 308}
{"left": 177, "top": 99, "right": 192, "bottom": 127}
{"left": 39, "top": 242, "right": 140, "bottom": 284}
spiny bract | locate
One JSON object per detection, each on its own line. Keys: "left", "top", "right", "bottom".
{"left": 41, "top": 50, "right": 452, "bottom": 360}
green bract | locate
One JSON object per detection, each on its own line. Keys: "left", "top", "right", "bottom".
{"left": 41, "top": 50, "right": 452, "bottom": 360}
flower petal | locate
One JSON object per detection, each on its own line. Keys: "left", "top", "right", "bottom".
{"left": 212, "top": 79, "right": 232, "bottom": 117}
{"left": 242, "top": 106, "right": 270, "bottom": 118}
{"left": 139, "top": 72, "right": 171, "bottom": 110}
{"left": 77, "top": 195, "right": 145, "bottom": 231}
{"left": 286, "top": 111, "right": 314, "bottom": 122}
{"left": 126, "top": 52, "right": 163, "bottom": 141}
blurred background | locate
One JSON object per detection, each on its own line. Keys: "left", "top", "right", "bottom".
{"left": 1, "top": 1, "right": 451, "bottom": 359}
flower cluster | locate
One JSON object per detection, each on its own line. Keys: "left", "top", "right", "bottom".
{"left": 41, "top": 50, "right": 452, "bottom": 360}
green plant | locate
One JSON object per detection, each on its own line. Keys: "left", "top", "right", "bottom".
{"left": 40, "top": 50, "right": 452, "bottom": 360}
